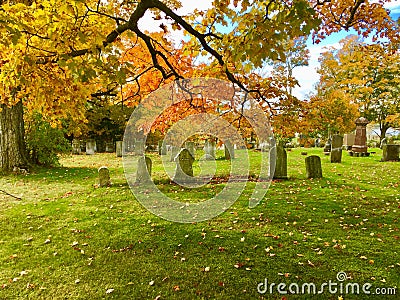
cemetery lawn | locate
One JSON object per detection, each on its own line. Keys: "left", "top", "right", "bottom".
{"left": 0, "top": 148, "right": 399, "bottom": 299}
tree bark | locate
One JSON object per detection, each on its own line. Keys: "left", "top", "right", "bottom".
{"left": 0, "top": 101, "right": 29, "bottom": 172}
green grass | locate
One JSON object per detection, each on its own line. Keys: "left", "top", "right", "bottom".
{"left": 0, "top": 148, "right": 399, "bottom": 299}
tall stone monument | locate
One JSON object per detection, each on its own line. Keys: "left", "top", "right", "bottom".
{"left": 352, "top": 117, "right": 369, "bottom": 153}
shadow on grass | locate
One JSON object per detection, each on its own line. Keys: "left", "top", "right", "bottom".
{"left": 15, "top": 166, "right": 99, "bottom": 184}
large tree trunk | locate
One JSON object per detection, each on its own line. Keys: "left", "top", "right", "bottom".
{"left": 0, "top": 101, "right": 29, "bottom": 172}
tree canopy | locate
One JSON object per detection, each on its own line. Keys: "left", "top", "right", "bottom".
{"left": 0, "top": 0, "right": 399, "bottom": 170}
{"left": 314, "top": 35, "right": 400, "bottom": 140}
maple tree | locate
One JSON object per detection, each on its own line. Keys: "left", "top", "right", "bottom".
{"left": 303, "top": 92, "right": 359, "bottom": 137}
{"left": 315, "top": 35, "right": 400, "bottom": 141}
{"left": 0, "top": 0, "right": 399, "bottom": 171}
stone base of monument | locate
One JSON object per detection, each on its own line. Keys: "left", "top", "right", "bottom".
{"left": 348, "top": 151, "right": 370, "bottom": 157}
{"left": 351, "top": 145, "right": 368, "bottom": 153}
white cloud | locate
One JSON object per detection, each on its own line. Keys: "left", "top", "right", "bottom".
{"left": 292, "top": 40, "right": 341, "bottom": 100}
{"left": 383, "top": 0, "right": 400, "bottom": 10}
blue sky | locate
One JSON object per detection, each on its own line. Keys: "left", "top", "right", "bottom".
{"left": 139, "top": 0, "right": 400, "bottom": 100}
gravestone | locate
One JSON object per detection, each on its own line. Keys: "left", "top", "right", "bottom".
{"left": 134, "top": 139, "right": 145, "bottom": 155}
{"left": 116, "top": 141, "right": 123, "bottom": 157}
{"left": 95, "top": 140, "right": 105, "bottom": 153}
{"left": 203, "top": 140, "right": 216, "bottom": 160}
{"left": 158, "top": 140, "right": 167, "bottom": 155}
{"left": 323, "top": 137, "right": 331, "bottom": 153}
{"left": 381, "top": 144, "right": 400, "bottom": 162}
{"left": 200, "top": 154, "right": 214, "bottom": 161}
{"left": 135, "top": 156, "right": 152, "bottom": 184}
{"left": 305, "top": 155, "right": 322, "bottom": 179}
{"left": 343, "top": 134, "right": 355, "bottom": 150}
{"left": 352, "top": 117, "right": 369, "bottom": 153}
{"left": 173, "top": 149, "right": 195, "bottom": 183}
{"left": 330, "top": 134, "right": 343, "bottom": 163}
{"left": 86, "top": 139, "right": 96, "bottom": 155}
{"left": 72, "top": 139, "right": 81, "bottom": 155}
{"left": 185, "top": 141, "right": 195, "bottom": 158}
{"left": 98, "top": 166, "right": 111, "bottom": 187}
{"left": 273, "top": 141, "right": 288, "bottom": 180}
{"left": 170, "top": 146, "right": 180, "bottom": 162}
{"left": 224, "top": 140, "right": 235, "bottom": 160}
{"left": 314, "top": 138, "right": 321, "bottom": 148}
{"left": 105, "top": 142, "right": 114, "bottom": 153}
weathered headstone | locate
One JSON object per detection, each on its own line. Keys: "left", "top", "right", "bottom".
{"left": 86, "top": 139, "right": 96, "bottom": 155}
{"left": 273, "top": 141, "right": 288, "bottom": 180}
{"left": 170, "top": 146, "right": 180, "bottom": 162}
{"left": 343, "top": 133, "right": 355, "bottom": 150}
{"left": 72, "top": 139, "right": 81, "bottom": 155}
{"left": 98, "top": 166, "right": 111, "bottom": 187}
{"left": 330, "top": 134, "right": 343, "bottom": 163}
{"left": 381, "top": 144, "right": 400, "bottom": 162}
{"left": 158, "top": 140, "right": 167, "bottom": 155}
{"left": 203, "top": 140, "right": 216, "bottom": 160}
{"left": 323, "top": 137, "right": 332, "bottom": 153}
{"left": 314, "top": 138, "right": 321, "bottom": 148}
{"left": 95, "top": 140, "right": 105, "bottom": 153}
{"left": 224, "top": 140, "right": 235, "bottom": 160}
{"left": 305, "top": 155, "right": 322, "bottom": 179}
{"left": 173, "top": 148, "right": 195, "bottom": 183}
{"left": 135, "top": 156, "right": 152, "bottom": 184}
{"left": 134, "top": 139, "right": 145, "bottom": 155}
{"left": 105, "top": 141, "right": 114, "bottom": 153}
{"left": 352, "top": 117, "right": 369, "bottom": 153}
{"left": 185, "top": 141, "right": 195, "bottom": 158}
{"left": 116, "top": 141, "right": 123, "bottom": 157}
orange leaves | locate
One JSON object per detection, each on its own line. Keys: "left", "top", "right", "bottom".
{"left": 314, "top": 35, "right": 400, "bottom": 136}
{"left": 310, "top": 0, "right": 399, "bottom": 43}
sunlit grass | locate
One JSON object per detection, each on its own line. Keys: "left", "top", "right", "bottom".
{"left": 0, "top": 148, "right": 399, "bottom": 299}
